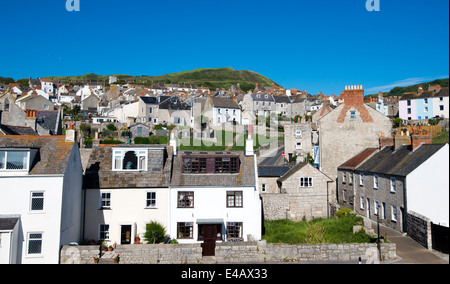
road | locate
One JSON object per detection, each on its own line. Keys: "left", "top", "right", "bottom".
{"left": 258, "top": 147, "right": 285, "bottom": 166}
{"left": 370, "top": 220, "right": 449, "bottom": 264}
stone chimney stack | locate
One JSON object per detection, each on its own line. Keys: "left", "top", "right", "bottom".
{"left": 170, "top": 130, "right": 177, "bottom": 156}
{"left": 66, "top": 123, "right": 76, "bottom": 143}
{"left": 245, "top": 125, "right": 255, "bottom": 157}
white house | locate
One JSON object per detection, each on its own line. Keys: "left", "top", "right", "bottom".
{"left": 0, "top": 134, "right": 83, "bottom": 264}
{"left": 168, "top": 137, "right": 261, "bottom": 244}
{"left": 83, "top": 145, "right": 173, "bottom": 246}
{"left": 207, "top": 97, "right": 241, "bottom": 126}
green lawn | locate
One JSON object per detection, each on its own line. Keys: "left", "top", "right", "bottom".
{"left": 433, "top": 131, "right": 449, "bottom": 144}
{"left": 263, "top": 215, "right": 374, "bottom": 244}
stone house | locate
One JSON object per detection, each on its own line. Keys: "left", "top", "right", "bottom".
{"left": 275, "top": 162, "right": 333, "bottom": 221}
{"left": 257, "top": 166, "right": 291, "bottom": 221}
{"left": 337, "top": 134, "right": 449, "bottom": 249}
{"left": 157, "top": 96, "right": 191, "bottom": 127}
{"left": 318, "top": 85, "right": 392, "bottom": 189}
{"left": 129, "top": 123, "right": 151, "bottom": 139}
{"left": 15, "top": 93, "right": 55, "bottom": 111}
{"left": 284, "top": 123, "right": 315, "bottom": 163}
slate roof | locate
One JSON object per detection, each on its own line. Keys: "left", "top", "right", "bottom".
{"left": 258, "top": 166, "right": 292, "bottom": 177}
{"left": 210, "top": 97, "right": 240, "bottom": 109}
{"left": 0, "top": 136, "right": 75, "bottom": 175}
{"left": 140, "top": 96, "right": 159, "bottom": 104}
{"left": 158, "top": 96, "right": 191, "bottom": 110}
{"left": 84, "top": 145, "right": 173, "bottom": 189}
{"left": 278, "top": 162, "right": 333, "bottom": 183}
{"left": 355, "top": 144, "right": 447, "bottom": 177}
{"left": 170, "top": 150, "right": 256, "bottom": 187}
{"left": 0, "top": 124, "right": 38, "bottom": 136}
{"left": 0, "top": 217, "right": 20, "bottom": 230}
{"left": 400, "top": 87, "right": 449, "bottom": 101}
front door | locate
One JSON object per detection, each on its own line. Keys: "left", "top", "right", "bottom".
{"left": 201, "top": 224, "right": 217, "bottom": 257}
{"left": 121, "top": 225, "right": 132, "bottom": 244}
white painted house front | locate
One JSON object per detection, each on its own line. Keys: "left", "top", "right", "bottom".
{"left": 0, "top": 135, "right": 83, "bottom": 264}
{"left": 168, "top": 139, "right": 262, "bottom": 244}
{"left": 83, "top": 145, "right": 173, "bottom": 246}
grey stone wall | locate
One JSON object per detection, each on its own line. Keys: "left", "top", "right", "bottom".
{"left": 61, "top": 242, "right": 396, "bottom": 264}
{"left": 60, "top": 245, "right": 100, "bottom": 264}
{"left": 261, "top": 194, "right": 290, "bottom": 220}
{"left": 406, "top": 211, "right": 431, "bottom": 250}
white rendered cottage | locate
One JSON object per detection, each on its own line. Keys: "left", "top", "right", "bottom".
{"left": 0, "top": 134, "right": 83, "bottom": 264}
{"left": 168, "top": 136, "right": 262, "bottom": 244}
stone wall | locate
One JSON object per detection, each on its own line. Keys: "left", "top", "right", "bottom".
{"left": 261, "top": 194, "right": 290, "bottom": 220}
{"left": 60, "top": 241, "right": 396, "bottom": 264}
{"left": 406, "top": 211, "right": 431, "bottom": 250}
{"left": 60, "top": 245, "right": 100, "bottom": 264}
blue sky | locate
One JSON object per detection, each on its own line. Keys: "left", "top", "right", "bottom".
{"left": 0, "top": 0, "right": 448, "bottom": 95}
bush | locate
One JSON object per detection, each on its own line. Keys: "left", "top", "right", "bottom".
{"left": 144, "top": 221, "right": 166, "bottom": 244}
{"left": 335, "top": 208, "right": 354, "bottom": 218}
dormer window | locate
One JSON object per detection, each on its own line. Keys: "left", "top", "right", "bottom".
{"left": 113, "top": 149, "right": 148, "bottom": 171}
{"left": 0, "top": 150, "right": 30, "bottom": 171}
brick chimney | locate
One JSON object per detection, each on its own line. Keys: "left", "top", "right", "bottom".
{"left": 411, "top": 132, "right": 432, "bottom": 151}
{"left": 337, "top": 85, "right": 374, "bottom": 123}
{"left": 379, "top": 133, "right": 394, "bottom": 149}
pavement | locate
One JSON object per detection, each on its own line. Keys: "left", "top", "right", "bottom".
{"left": 370, "top": 220, "right": 449, "bottom": 264}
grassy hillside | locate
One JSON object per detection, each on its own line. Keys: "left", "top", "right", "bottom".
{"left": 367, "top": 78, "right": 449, "bottom": 98}
{"left": 45, "top": 67, "right": 282, "bottom": 92}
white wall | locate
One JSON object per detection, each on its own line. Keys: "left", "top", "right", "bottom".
{"left": 168, "top": 186, "right": 262, "bottom": 243}
{"left": 0, "top": 176, "right": 64, "bottom": 264}
{"left": 406, "top": 144, "right": 449, "bottom": 226}
{"left": 84, "top": 188, "right": 169, "bottom": 245}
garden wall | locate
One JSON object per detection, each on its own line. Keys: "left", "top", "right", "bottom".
{"left": 60, "top": 241, "right": 396, "bottom": 264}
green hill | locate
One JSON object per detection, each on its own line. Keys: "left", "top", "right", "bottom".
{"left": 45, "top": 67, "right": 282, "bottom": 92}
{"left": 367, "top": 78, "right": 449, "bottom": 98}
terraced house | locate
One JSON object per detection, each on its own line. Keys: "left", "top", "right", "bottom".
{"left": 337, "top": 134, "right": 449, "bottom": 252}
{"left": 399, "top": 85, "right": 449, "bottom": 121}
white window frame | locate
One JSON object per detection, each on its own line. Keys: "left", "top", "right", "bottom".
{"left": 112, "top": 149, "right": 148, "bottom": 171}
{"left": 100, "top": 192, "right": 111, "bottom": 209}
{"left": 99, "top": 224, "right": 110, "bottom": 241}
{"left": 0, "top": 150, "right": 30, "bottom": 171}
{"left": 374, "top": 200, "right": 380, "bottom": 216}
{"left": 295, "top": 130, "right": 302, "bottom": 138}
{"left": 373, "top": 175, "right": 379, "bottom": 189}
{"left": 359, "top": 174, "right": 364, "bottom": 186}
{"left": 300, "top": 177, "right": 313, "bottom": 187}
{"left": 26, "top": 232, "right": 43, "bottom": 256}
{"left": 296, "top": 142, "right": 302, "bottom": 150}
{"left": 146, "top": 191, "right": 157, "bottom": 208}
{"left": 360, "top": 196, "right": 365, "bottom": 210}
{"left": 30, "top": 191, "right": 45, "bottom": 212}
{"left": 390, "top": 177, "right": 397, "bottom": 193}
{"left": 391, "top": 206, "right": 398, "bottom": 222}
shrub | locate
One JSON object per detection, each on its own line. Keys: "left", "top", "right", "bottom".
{"left": 144, "top": 221, "right": 166, "bottom": 244}
{"left": 335, "top": 208, "right": 354, "bottom": 218}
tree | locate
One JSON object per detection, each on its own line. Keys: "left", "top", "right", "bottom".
{"left": 106, "top": 123, "right": 117, "bottom": 131}
{"left": 144, "top": 221, "right": 166, "bottom": 244}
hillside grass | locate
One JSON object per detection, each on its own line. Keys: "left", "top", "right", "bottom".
{"left": 44, "top": 67, "right": 281, "bottom": 92}
{"left": 433, "top": 131, "right": 449, "bottom": 144}
{"left": 263, "top": 215, "right": 374, "bottom": 244}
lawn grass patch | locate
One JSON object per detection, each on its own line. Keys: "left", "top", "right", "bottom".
{"left": 263, "top": 215, "right": 374, "bottom": 244}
